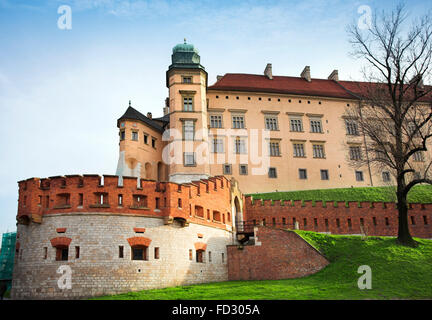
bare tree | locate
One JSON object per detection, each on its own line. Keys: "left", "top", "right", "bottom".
{"left": 346, "top": 3, "right": 432, "bottom": 246}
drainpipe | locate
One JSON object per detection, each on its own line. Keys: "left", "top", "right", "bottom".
{"left": 358, "top": 100, "right": 374, "bottom": 186}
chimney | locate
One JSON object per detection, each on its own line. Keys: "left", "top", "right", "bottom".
{"left": 217, "top": 75, "right": 223, "bottom": 81}
{"left": 147, "top": 112, "right": 152, "bottom": 119}
{"left": 328, "top": 69, "right": 339, "bottom": 81}
{"left": 301, "top": 66, "right": 311, "bottom": 82}
{"left": 163, "top": 98, "right": 170, "bottom": 116}
{"left": 264, "top": 63, "right": 273, "bottom": 79}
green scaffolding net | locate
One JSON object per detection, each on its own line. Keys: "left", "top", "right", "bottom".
{"left": 0, "top": 232, "right": 16, "bottom": 290}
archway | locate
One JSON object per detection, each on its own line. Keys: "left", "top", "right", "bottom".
{"left": 234, "top": 196, "right": 243, "bottom": 231}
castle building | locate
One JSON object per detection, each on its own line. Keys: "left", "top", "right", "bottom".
{"left": 116, "top": 40, "right": 430, "bottom": 194}
{"left": 11, "top": 41, "right": 432, "bottom": 299}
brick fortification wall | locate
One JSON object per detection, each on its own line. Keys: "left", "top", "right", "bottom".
{"left": 227, "top": 226, "right": 329, "bottom": 280}
{"left": 12, "top": 175, "right": 235, "bottom": 299}
{"left": 244, "top": 197, "right": 432, "bottom": 238}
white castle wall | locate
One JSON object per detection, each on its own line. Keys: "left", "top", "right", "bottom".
{"left": 11, "top": 212, "right": 234, "bottom": 299}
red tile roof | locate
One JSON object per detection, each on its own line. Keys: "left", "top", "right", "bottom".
{"left": 208, "top": 73, "right": 432, "bottom": 102}
{"left": 208, "top": 73, "right": 357, "bottom": 99}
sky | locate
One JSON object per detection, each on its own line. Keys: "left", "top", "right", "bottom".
{"left": 0, "top": 0, "right": 431, "bottom": 236}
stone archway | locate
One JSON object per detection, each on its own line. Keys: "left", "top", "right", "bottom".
{"left": 234, "top": 196, "right": 243, "bottom": 231}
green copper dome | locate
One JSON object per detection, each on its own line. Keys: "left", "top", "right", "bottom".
{"left": 172, "top": 41, "right": 199, "bottom": 54}
{"left": 169, "top": 39, "right": 204, "bottom": 70}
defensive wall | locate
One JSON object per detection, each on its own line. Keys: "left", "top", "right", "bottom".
{"left": 227, "top": 226, "right": 329, "bottom": 281}
{"left": 12, "top": 174, "right": 239, "bottom": 299}
{"left": 243, "top": 196, "right": 432, "bottom": 238}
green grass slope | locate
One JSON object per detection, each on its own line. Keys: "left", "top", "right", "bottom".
{"left": 92, "top": 232, "right": 432, "bottom": 300}
{"left": 249, "top": 185, "right": 432, "bottom": 203}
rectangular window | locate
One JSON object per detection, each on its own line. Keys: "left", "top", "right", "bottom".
{"left": 269, "top": 141, "right": 281, "bottom": 156}
{"left": 56, "top": 247, "right": 69, "bottom": 261}
{"left": 223, "top": 164, "right": 232, "bottom": 175}
{"left": 75, "top": 246, "right": 80, "bottom": 259}
{"left": 320, "top": 169, "right": 329, "bottom": 180}
{"left": 132, "top": 131, "right": 138, "bottom": 141}
{"left": 78, "top": 193, "right": 83, "bottom": 206}
{"left": 290, "top": 118, "right": 303, "bottom": 132}
{"left": 313, "top": 144, "right": 325, "bottom": 158}
{"left": 144, "top": 134, "right": 148, "bottom": 144}
{"left": 152, "top": 138, "right": 156, "bottom": 148}
{"left": 232, "top": 115, "right": 245, "bottom": 129}
{"left": 120, "top": 130, "right": 125, "bottom": 141}
{"left": 348, "top": 218, "right": 352, "bottom": 229}
{"left": 208, "top": 251, "right": 212, "bottom": 263}
{"left": 373, "top": 217, "right": 377, "bottom": 226}
{"left": 196, "top": 250, "right": 204, "bottom": 263}
{"left": 182, "top": 76, "right": 192, "bottom": 83}
{"left": 222, "top": 253, "right": 225, "bottom": 263}
{"left": 336, "top": 218, "right": 340, "bottom": 228}
{"left": 293, "top": 143, "right": 305, "bottom": 157}
{"left": 382, "top": 172, "right": 391, "bottom": 182}
{"left": 265, "top": 116, "right": 278, "bottom": 130}
{"left": 183, "top": 97, "right": 193, "bottom": 111}
{"left": 155, "top": 197, "right": 160, "bottom": 209}
{"left": 349, "top": 146, "right": 362, "bottom": 160}
{"left": 119, "top": 246, "right": 124, "bottom": 258}
{"left": 184, "top": 152, "right": 196, "bottom": 166}
{"left": 299, "top": 169, "right": 307, "bottom": 180}
{"left": 234, "top": 138, "right": 247, "bottom": 154}
{"left": 118, "top": 194, "right": 123, "bottom": 206}
{"left": 43, "top": 247, "right": 47, "bottom": 259}
{"left": 345, "top": 120, "right": 359, "bottom": 135}
{"left": 183, "top": 120, "right": 195, "bottom": 141}
{"left": 268, "top": 167, "right": 277, "bottom": 178}
{"left": 132, "top": 247, "right": 148, "bottom": 260}
{"left": 211, "top": 138, "right": 224, "bottom": 153}
{"left": 423, "top": 216, "right": 428, "bottom": 225}
{"left": 239, "top": 164, "right": 248, "bottom": 175}
{"left": 210, "top": 115, "right": 223, "bottom": 128}
{"left": 356, "top": 171, "right": 364, "bottom": 181}
{"left": 154, "top": 247, "right": 160, "bottom": 259}
{"left": 385, "top": 217, "right": 389, "bottom": 226}
{"left": 178, "top": 198, "right": 182, "bottom": 208}
{"left": 310, "top": 119, "right": 323, "bottom": 133}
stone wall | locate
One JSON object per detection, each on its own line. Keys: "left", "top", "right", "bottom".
{"left": 11, "top": 213, "right": 234, "bottom": 299}
{"left": 227, "top": 226, "right": 329, "bottom": 280}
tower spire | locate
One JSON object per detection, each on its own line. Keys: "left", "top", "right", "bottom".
{"left": 129, "top": 100, "right": 131, "bottom": 108}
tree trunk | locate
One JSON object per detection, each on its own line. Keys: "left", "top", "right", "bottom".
{"left": 396, "top": 190, "right": 417, "bottom": 247}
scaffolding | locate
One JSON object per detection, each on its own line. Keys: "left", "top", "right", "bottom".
{"left": 0, "top": 232, "right": 16, "bottom": 290}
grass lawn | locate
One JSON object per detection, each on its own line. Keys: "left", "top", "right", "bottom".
{"left": 248, "top": 185, "right": 432, "bottom": 204}
{"left": 92, "top": 231, "right": 432, "bottom": 300}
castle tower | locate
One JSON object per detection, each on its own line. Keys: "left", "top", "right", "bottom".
{"left": 166, "top": 40, "right": 211, "bottom": 183}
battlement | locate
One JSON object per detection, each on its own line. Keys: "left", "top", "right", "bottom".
{"left": 17, "top": 174, "right": 233, "bottom": 230}
{"left": 243, "top": 196, "right": 432, "bottom": 238}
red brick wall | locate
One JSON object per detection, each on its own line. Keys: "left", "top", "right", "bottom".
{"left": 16, "top": 175, "right": 233, "bottom": 231}
{"left": 244, "top": 197, "right": 432, "bottom": 238}
{"left": 227, "top": 226, "right": 329, "bottom": 280}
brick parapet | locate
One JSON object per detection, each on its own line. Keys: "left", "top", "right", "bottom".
{"left": 17, "top": 174, "right": 233, "bottom": 231}
{"left": 244, "top": 196, "right": 432, "bottom": 238}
